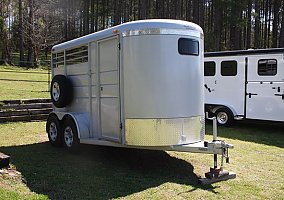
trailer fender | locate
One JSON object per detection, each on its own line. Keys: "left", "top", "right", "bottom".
{"left": 206, "top": 105, "right": 237, "bottom": 117}
{"left": 49, "top": 112, "right": 90, "bottom": 139}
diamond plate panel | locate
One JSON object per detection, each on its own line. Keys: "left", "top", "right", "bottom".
{"left": 125, "top": 116, "right": 204, "bottom": 146}
{"left": 199, "top": 116, "right": 205, "bottom": 141}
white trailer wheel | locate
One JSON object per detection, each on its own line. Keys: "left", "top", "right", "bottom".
{"left": 46, "top": 115, "right": 62, "bottom": 147}
{"left": 217, "top": 112, "right": 229, "bottom": 124}
{"left": 62, "top": 118, "right": 79, "bottom": 150}
{"left": 50, "top": 75, "right": 73, "bottom": 108}
{"left": 49, "top": 122, "right": 58, "bottom": 141}
{"left": 215, "top": 108, "right": 234, "bottom": 126}
{"left": 52, "top": 82, "right": 60, "bottom": 101}
{"left": 64, "top": 126, "right": 74, "bottom": 148}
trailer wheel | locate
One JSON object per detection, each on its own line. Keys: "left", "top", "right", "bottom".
{"left": 50, "top": 75, "right": 73, "bottom": 108}
{"left": 62, "top": 118, "right": 79, "bottom": 150}
{"left": 215, "top": 108, "right": 234, "bottom": 126}
{"left": 46, "top": 115, "right": 62, "bottom": 147}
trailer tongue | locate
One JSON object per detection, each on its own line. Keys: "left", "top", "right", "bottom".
{"left": 171, "top": 116, "right": 235, "bottom": 184}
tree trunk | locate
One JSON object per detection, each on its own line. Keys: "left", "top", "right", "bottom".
{"left": 90, "top": 0, "right": 95, "bottom": 32}
{"left": 264, "top": 0, "right": 269, "bottom": 48}
{"left": 267, "top": 1, "right": 272, "bottom": 47}
{"left": 186, "top": 0, "right": 192, "bottom": 21}
{"left": 27, "top": 0, "right": 34, "bottom": 67}
{"left": 5, "top": 41, "right": 11, "bottom": 65}
{"left": 64, "top": 0, "right": 68, "bottom": 40}
{"left": 83, "top": 0, "right": 90, "bottom": 34}
{"left": 192, "top": 0, "right": 199, "bottom": 24}
{"left": 166, "top": 0, "right": 170, "bottom": 18}
{"left": 101, "top": 0, "right": 105, "bottom": 29}
{"left": 33, "top": 45, "right": 38, "bottom": 67}
{"left": 114, "top": 0, "right": 120, "bottom": 25}
{"left": 174, "top": 0, "right": 177, "bottom": 19}
{"left": 95, "top": 0, "right": 98, "bottom": 31}
{"left": 199, "top": 0, "right": 204, "bottom": 28}
{"left": 138, "top": 0, "right": 141, "bottom": 19}
{"left": 254, "top": 0, "right": 260, "bottom": 48}
{"left": 213, "top": 0, "right": 222, "bottom": 51}
{"left": 280, "top": 2, "right": 284, "bottom": 47}
{"left": 246, "top": 0, "right": 252, "bottom": 49}
{"left": 18, "top": 0, "right": 24, "bottom": 66}
{"left": 272, "top": 0, "right": 280, "bottom": 47}
{"left": 230, "top": 1, "right": 243, "bottom": 50}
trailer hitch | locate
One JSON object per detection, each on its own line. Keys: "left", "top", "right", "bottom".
{"left": 198, "top": 114, "right": 236, "bottom": 184}
{"left": 169, "top": 114, "right": 236, "bottom": 184}
{"left": 204, "top": 141, "right": 233, "bottom": 180}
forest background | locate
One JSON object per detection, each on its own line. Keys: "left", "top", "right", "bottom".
{"left": 0, "top": 0, "right": 283, "bottom": 66}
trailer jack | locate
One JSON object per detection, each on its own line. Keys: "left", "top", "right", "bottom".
{"left": 199, "top": 142, "right": 236, "bottom": 184}
{"left": 198, "top": 115, "right": 236, "bottom": 185}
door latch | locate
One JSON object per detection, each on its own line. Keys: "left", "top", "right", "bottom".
{"left": 274, "top": 94, "right": 284, "bottom": 100}
{"left": 272, "top": 87, "right": 281, "bottom": 92}
{"left": 247, "top": 93, "right": 258, "bottom": 98}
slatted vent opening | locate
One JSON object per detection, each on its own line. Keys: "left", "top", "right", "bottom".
{"left": 52, "top": 45, "right": 88, "bottom": 68}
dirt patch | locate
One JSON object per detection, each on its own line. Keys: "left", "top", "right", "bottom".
{"left": 0, "top": 168, "right": 22, "bottom": 181}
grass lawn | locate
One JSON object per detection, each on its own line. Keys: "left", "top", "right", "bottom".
{"left": 0, "top": 121, "right": 283, "bottom": 199}
{"left": 0, "top": 65, "right": 51, "bottom": 100}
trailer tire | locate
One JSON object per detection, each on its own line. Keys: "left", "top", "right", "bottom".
{"left": 50, "top": 75, "right": 73, "bottom": 108}
{"left": 62, "top": 118, "right": 80, "bottom": 151}
{"left": 46, "top": 114, "right": 62, "bottom": 147}
{"left": 215, "top": 108, "right": 234, "bottom": 126}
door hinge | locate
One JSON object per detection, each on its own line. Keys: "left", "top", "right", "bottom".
{"left": 120, "top": 123, "right": 123, "bottom": 130}
{"left": 118, "top": 43, "right": 121, "bottom": 50}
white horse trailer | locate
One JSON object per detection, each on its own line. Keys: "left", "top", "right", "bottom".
{"left": 47, "top": 20, "right": 233, "bottom": 179}
{"left": 204, "top": 48, "right": 284, "bottom": 126}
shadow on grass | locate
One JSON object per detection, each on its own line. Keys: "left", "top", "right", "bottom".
{"left": 0, "top": 143, "right": 217, "bottom": 199}
{"left": 206, "top": 120, "right": 284, "bottom": 148}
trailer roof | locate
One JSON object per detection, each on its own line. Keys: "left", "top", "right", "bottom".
{"left": 205, "top": 48, "right": 284, "bottom": 57}
{"left": 52, "top": 19, "right": 203, "bottom": 52}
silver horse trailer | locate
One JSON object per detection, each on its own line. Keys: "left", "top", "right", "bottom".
{"left": 47, "top": 20, "right": 234, "bottom": 181}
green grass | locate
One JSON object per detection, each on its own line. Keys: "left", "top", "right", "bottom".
{"left": 0, "top": 121, "right": 284, "bottom": 199}
{"left": 0, "top": 65, "right": 51, "bottom": 100}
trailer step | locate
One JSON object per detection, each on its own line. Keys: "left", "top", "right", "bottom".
{"left": 234, "top": 116, "right": 244, "bottom": 120}
{"left": 198, "top": 172, "right": 236, "bottom": 185}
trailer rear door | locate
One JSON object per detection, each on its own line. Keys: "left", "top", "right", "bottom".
{"left": 246, "top": 55, "right": 284, "bottom": 121}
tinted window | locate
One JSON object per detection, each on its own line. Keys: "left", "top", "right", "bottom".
{"left": 178, "top": 38, "right": 199, "bottom": 56}
{"left": 221, "top": 61, "right": 237, "bottom": 76}
{"left": 258, "top": 59, "right": 277, "bottom": 76}
{"left": 204, "top": 61, "right": 216, "bottom": 76}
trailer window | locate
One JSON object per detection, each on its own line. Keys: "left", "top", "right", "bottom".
{"left": 178, "top": 38, "right": 199, "bottom": 56}
{"left": 258, "top": 59, "right": 277, "bottom": 76}
{"left": 221, "top": 61, "right": 237, "bottom": 76}
{"left": 204, "top": 62, "right": 216, "bottom": 76}
{"left": 66, "top": 45, "right": 88, "bottom": 65}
